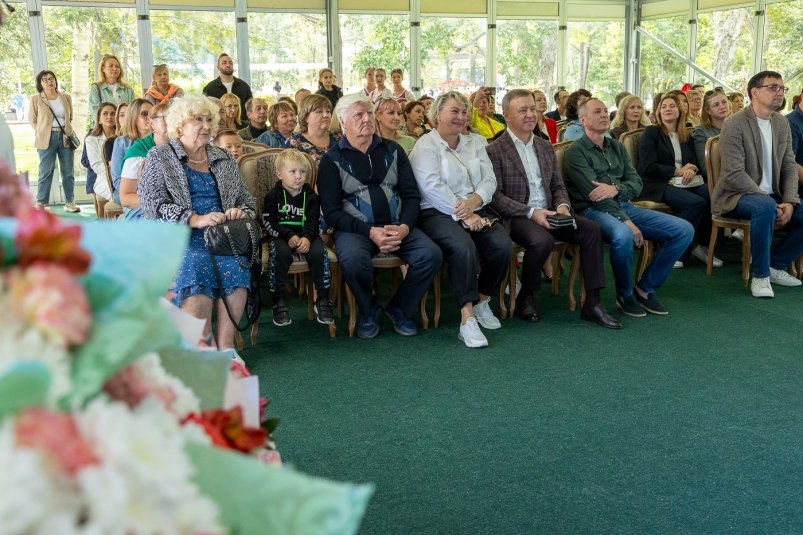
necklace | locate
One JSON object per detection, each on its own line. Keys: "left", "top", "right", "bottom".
{"left": 188, "top": 155, "right": 208, "bottom": 164}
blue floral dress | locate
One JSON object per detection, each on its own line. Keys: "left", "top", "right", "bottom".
{"left": 172, "top": 166, "right": 251, "bottom": 305}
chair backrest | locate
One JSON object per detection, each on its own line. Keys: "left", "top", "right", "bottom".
{"left": 302, "top": 152, "right": 319, "bottom": 191}
{"left": 619, "top": 128, "right": 644, "bottom": 169}
{"left": 552, "top": 140, "right": 574, "bottom": 178}
{"left": 240, "top": 140, "right": 270, "bottom": 155}
{"left": 237, "top": 148, "right": 285, "bottom": 221}
{"left": 557, "top": 123, "right": 568, "bottom": 142}
{"left": 704, "top": 135, "right": 721, "bottom": 196}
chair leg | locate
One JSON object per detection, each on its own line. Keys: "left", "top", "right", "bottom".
{"left": 636, "top": 241, "right": 652, "bottom": 282}
{"left": 707, "top": 224, "right": 720, "bottom": 276}
{"left": 498, "top": 276, "right": 508, "bottom": 320}
{"left": 550, "top": 246, "right": 563, "bottom": 296}
{"left": 306, "top": 275, "right": 315, "bottom": 321}
{"left": 742, "top": 231, "right": 751, "bottom": 288}
{"left": 345, "top": 285, "right": 357, "bottom": 337}
{"left": 433, "top": 269, "right": 441, "bottom": 328}
{"left": 566, "top": 245, "right": 581, "bottom": 312}
{"left": 419, "top": 291, "right": 429, "bottom": 330}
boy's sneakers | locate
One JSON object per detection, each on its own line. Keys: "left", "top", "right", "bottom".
{"left": 272, "top": 300, "right": 292, "bottom": 326}
{"left": 315, "top": 297, "right": 334, "bottom": 324}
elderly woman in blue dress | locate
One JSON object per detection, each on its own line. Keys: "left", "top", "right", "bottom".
{"left": 139, "top": 95, "right": 256, "bottom": 350}
{"left": 409, "top": 91, "right": 512, "bottom": 349}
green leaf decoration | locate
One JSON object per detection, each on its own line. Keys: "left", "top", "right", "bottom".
{"left": 0, "top": 362, "right": 51, "bottom": 418}
{"left": 186, "top": 443, "right": 374, "bottom": 535}
{"left": 159, "top": 346, "right": 231, "bottom": 410}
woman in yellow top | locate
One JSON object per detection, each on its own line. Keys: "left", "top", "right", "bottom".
{"left": 470, "top": 90, "right": 505, "bottom": 140}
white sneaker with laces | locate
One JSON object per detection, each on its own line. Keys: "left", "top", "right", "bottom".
{"left": 732, "top": 229, "right": 744, "bottom": 241}
{"left": 458, "top": 317, "right": 488, "bottom": 348}
{"left": 673, "top": 261, "right": 684, "bottom": 269}
{"left": 64, "top": 202, "right": 81, "bottom": 213}
{"left": 473, "top": 298, "right": 501, "bottom": 330}
{"left": 751, "top": 276, "right": 774, "bottom": 298}
{"left": 769, "top": 267, "right": 802, "bottom": 287}
{"left": 691, "top": 245, "right": 723, "bottom": 267}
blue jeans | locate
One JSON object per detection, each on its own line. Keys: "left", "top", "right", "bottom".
{"left": 726, "top": 193, "right": 803, "bottom": 278}
{"left": 662, "top": 183, "right": 712, "bottom": 256}
{"left": 582, "top": 202, "right": 694, "bottom": 297}
{"left": 36, "top": 130, "right": 75, "bottom": 204}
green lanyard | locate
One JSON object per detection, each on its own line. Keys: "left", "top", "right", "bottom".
{"left": 278, "top": 188, "right": 306, "bottom": 227}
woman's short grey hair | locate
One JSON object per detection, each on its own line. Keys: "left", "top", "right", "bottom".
{"left": 428, "top": 91, "right": 469, "bottom": 127}
{"left": 165, "top": 94, "right": 221, "bottom": 139}
{"left": 334, "top": 93, "right": 374, "bottom": 126}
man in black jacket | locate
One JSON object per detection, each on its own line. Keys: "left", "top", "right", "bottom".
{"left": 203, "top": 53, "right": 253, "bottom": 120}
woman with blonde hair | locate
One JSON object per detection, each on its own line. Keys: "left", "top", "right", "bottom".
{"left": 88, "top": 54, "right": 135, "bottom": 128}
{"left": 609, "top": 95, "right": 650, "bottom": 139}
{"left": 115, "top": 102, "right": 128, "bottom": 136}
{"left": 144, "top": 64, "right": 184, "bottom": 105}
{"left": 139, "top": 95, "right": 256, "bottom": 352}
{"left": 110, "top": 98, "right": 152, "bottom": 203}
{"left": 219, "top": 93, "right": 243, "bottom": 130}
{"left": 374, "top": 97, "right": 417, "bottom": 153}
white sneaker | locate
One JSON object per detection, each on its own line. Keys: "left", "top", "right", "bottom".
{"left": 504, "top": 275, "right": 522, "bottom": 297}
{"left": 673, "top": 261, "right": 684, "bottom": 269}
{"left": 473, "top": 298, "right": 501, "bottom": 330}
{"left": 751, "top": 276, "right": 774, "bottom": 298}
{"left": 691, "top": 245, "right": 723, "bottom": 267}
{"left": 732, "top": 229, "right": 744, "bottom": 242}
{"left": 769, "top": 267, "right": 802, "bottom": 287}
{"left": 64, "top": 202, "right": 81, "bottom": 213}
{"left": 458, "top": 317, "right": 488, "bottom": 348}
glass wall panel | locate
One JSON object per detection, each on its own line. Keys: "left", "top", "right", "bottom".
{"left": 566, "top": 21, "right": 625, "bottom": 107}
{"left": 639, "top": 16, "right": 687, "bottom": 112}
{"left": 764, "top": 0, "right": 803, "bottom": 111}
{"left": 496, "top": 19, "right": 558, "bottom": 93}
{"left": 151, "top": 10, "right": 236, "bottom": 95}
{"left": 420, "top": 16, "right": 486, "bottom": 96}
{"left": 340, "top": 13, "right": 410, "bottom": 94}
{"left": 248, "top": 12, "right": 327, "bottom": 96}
{"left": 43, "top": 6, "right": 141, "bottom": 130}
{"left": 696, "top": 8, "right": 754, "bottom": 93}
{"left": 2, "top": 3, "right": 36, "bottom": 176}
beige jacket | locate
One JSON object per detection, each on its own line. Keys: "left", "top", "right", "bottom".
{"left": 28, "top": 92, "right": 75, "bottom": 150}
{"left": 712, "top": 104, "right": 799, "bottom": 215}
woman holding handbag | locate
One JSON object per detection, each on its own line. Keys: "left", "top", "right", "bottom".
{"left": 28, "top": 70, "right": 80, "bottom": 212}
{"left": 139, "top": 95, "right": 257, "bottom": 352}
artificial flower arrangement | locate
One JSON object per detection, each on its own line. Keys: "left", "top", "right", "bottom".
{"left": 0, "top": 161, "right": 372, "bottom": 535}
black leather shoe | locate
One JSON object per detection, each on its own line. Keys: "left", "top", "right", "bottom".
{"left": 580, "top": 303, "right": 623, "bottom": 330}
{"left": 516, "top": 294, "right": 540, "bottom": 323}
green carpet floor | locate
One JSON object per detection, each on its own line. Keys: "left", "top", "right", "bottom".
{"left": 245, "top": 239, "right": 803, "bottom": 534}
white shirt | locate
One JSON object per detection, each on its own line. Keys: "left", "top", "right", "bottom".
{"left": 48, "top": 96, "right": 66, "bottom": 128}
{"left": 507, "top": 130, "right": 547, "bottom": 213}
{"left": 756, "top": 117, "right": 774, "bottom": 194}
{"left": 669, "top": 132, "right": 683, "bottom": 170}
{"left": 222, "top": 81, "right": 234, "bottom": 94}
{"left": 408, "top": 129, "right": 497, "bottom": 220}
{"left": 107, "top": 83, "right": 120, "bottom": 103}
{"left": 86, "top": 133, "right": 112, "bottom": 201}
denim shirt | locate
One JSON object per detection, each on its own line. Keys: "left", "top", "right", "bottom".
{"left": 787, "top": 105, "right": 803, "bottom": 167}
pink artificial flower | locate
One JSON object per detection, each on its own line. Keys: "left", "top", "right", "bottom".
{"left": 0, "top": 160, "right": 31, "bottom": 217}
{"left": 6, "top": 263, "right": 92, "bottom": 347}
{"left": 15, "top": 408, "right": 100, "bottom": 475}
{"left": 104, "top": 362, "right": 178, "bottom": 411}
{"left": 15, "top": 205, "right": 91, "bottom": 275}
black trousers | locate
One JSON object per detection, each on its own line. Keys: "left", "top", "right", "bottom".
{"left": 508, "top": 214, "right": 605, "bottom": 295}
{"left": 418, "top": 208, "right": 512, "bottom": 308}
{"left": 269, "top": 236, "right": 330, "bottom": 298}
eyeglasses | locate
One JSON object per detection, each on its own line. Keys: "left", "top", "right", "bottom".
{"left": 758, "top": 84, "right": 789, "bottom": 94}
{"left": 139, "top": 111, "right": 151, "bottom": 118}
{"left": 151, "top": 115, "right": 166, "bottom": 121}
{"left": 223, "top": 104, "right": 239, "bottom": 110}
{"left": 40, "top": 77, "right": 56, "bottom": 83}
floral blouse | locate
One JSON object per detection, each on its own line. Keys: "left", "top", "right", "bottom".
{"left": 287, "top": 133, "right": 342, "bottom": 166}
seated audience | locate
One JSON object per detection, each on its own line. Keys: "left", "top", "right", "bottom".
{"left": 255, "top": 100, "right": 297, "bottom": 148}
{"left": 687, "top": 89, "right": 703, "bottom": 126}
{"left": 609, "top": 95, "right": 650, "bottom": 139}
{"left": 374, "top": 97, "right": 417, "bottom": 153}
{"left": 88, "top": 54, "right": 135, "bottom": 128}
{"left": 120, "top": 101, "right": 170, "bottom": 219}
{"left": 262, "top": 149, "right": 333, "bottom": 326}
{"left": 115, "top": 102, "right": 128, "bottom": 135}
{"left": 287, "top": 94, "right": 339, "bottom": 165}
{"left": 610, "top": 91, "right": 632, "bottom": 120}
{"left": 692, "top": 88, "right": 729, "bottom": 178}
{"left": 144, "top": 64, "right": 184, "bottom": 105}
{"left": 637, "top": 93, "right": 720, "bottom": 267}
{"left": 470, "top": 89, "right": 506, "bottom": 141}
{"left": 214, "top": 129, "right": 244, "bottom": 161}
{"left": 545, "top": 89, "right": 568, "bottom": 122}
{"left": 315, "top": 67, "right": 343, "bottom": 109}
{"left": 390, "top": 68, "right": 415, "bottom": 105}
{"left": 486, "top": 89, "right": 621, "bottom": 329}
{"left": 727, "top": 92, "right": 745, "bottom": 113}
{"left": 317, "top": 93, "right": 442, "bottom": 339}
{"left": 648, "top": 92, "right": 664, "bottom": 123}
{"left": 563, "top": 98, "right": 693, "bottom": 317}
{"left": 787, "top": 88, "right": 803, "bottom": 185}
{"left": 237, "top": 97, "right": 269, "bottom": 141}
{"left": 85, "top": 103, "right": 117, "bottom": 202}
{"left": 401, "top": 100, "right": 431, "bottom": 138}
{"left": 531, "top": 90, "right": 558, "bottom": 143}
{"left": 139, "top": 95, "right": 256, "bottom": 350}
{"left": 562, "top": 89, "right": 594, "bottom": 141}
{"left": 713, "top": 71, "right": 803, "bottom": 298}
{"left": 295, "top": 88, "right": 312, "bottom": 107}
{"left": 111, "top": 98, "right": 152, "bottom": 203}
{"left": 220, "top": 93, "right": 244, "bottom": 131}
{"left": 409, "top": 91, "right": 512, "bottom": 348}
{"left": 667, "top": 90, "right": 694, "bottom": 127}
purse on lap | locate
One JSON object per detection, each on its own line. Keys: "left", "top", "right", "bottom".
{"left": 546, "top": 214, "right": 577, "bottom": 229}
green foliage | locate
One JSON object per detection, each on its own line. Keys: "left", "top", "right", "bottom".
{"left": 567, "top": 21, "right": 625, "bottom": 106}
{"left": 420, "top": 17, "right": 486, "bottom": 92}
{"left": 496, "top": 20, "right": 557, "bottom": 92}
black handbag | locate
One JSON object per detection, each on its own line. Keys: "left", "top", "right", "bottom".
{"left": 203, "top": 218, "right": 261, "bottom": 269}
{"left": 546, "top": 214, "right": 577, "bottom": 229}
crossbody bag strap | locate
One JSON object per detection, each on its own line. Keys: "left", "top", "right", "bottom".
{"left": 42, "top": 96, "right": 67, "bottom": 135}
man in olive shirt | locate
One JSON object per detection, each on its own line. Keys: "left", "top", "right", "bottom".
{"left": 563, "top": 98, "right": 693, "bottom": 317}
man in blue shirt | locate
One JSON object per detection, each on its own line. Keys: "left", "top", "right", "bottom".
{"left": 318, "top": 93, "right": 442, "bottom": 339}
{"left": 786, "top": 87, "right": 803, "bottom": 189}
